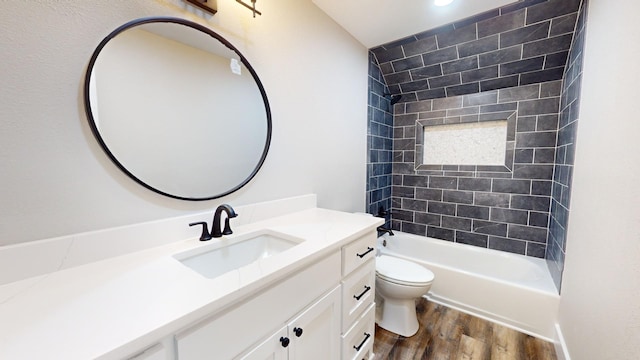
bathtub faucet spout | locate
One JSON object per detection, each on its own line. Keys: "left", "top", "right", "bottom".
{"left": 377, "top": 225, "right": 394, "bottom": 236}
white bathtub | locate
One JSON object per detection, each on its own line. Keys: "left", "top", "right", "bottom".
{"left": 377, "top": 231, "right": 559, "bottom": 341}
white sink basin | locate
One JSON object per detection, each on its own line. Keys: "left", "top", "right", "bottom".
{"left": 174, "top": 231, "right": 303, "bottom": 279}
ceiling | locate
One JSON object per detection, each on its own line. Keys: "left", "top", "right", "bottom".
{"left": 312, "top": 0, "right": 519, "bottom": 48}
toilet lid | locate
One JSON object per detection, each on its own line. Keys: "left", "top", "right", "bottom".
{"left": 376, "top": 255, "right": 434, "bottom": 286}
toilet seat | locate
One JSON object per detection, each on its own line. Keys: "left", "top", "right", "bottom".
{"left": 376, "top": 255, "right": 434, "bottom": 287}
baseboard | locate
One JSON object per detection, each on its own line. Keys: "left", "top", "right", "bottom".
{"left": 554, "top": 323, "right": 571, "bottom": 360}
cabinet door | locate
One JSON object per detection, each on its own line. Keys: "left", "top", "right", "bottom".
{"left": 288, "top": 286, "right": 341, "bottom": 360}
{"left": 235, "top": 326, "right": 288, "bottom": 360}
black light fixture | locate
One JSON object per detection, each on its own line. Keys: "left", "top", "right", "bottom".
{"left": 184, "top": 0, "right": 262, "bottom": 17}
{"left": 184, "top": 0, "right": 217, "bottom": 15}
{"left": 236, "top": 0, "right": 261, "bottom": 17}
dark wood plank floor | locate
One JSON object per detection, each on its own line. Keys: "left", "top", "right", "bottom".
{"left": 373, "top": 298, "right": 557, "bottom": 360}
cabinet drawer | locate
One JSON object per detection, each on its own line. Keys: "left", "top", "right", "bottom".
{"left": 341, "top": 260, "right": 375, "bottom": 332}
{"left": 356, "top": 342, "right": 374, "bottom": 360}
{"left": 341, "top": 304, "right": 375, "bottom": 360}
{"left": 342, "top": 232, "right": 376, "bottom": 276}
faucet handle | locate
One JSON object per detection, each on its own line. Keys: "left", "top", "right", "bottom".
{"left": 189, "top": 222, "right": 212, "bottom": 241}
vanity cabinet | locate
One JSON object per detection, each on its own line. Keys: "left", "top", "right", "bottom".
{"left": 175, "top": 252, "right": 341, "bottom": 360}
{"left": 173, "top": 231, "right": 377, "bottom": 360}
{"left": 236, "top": 286, "right": 341, "bottom": 360}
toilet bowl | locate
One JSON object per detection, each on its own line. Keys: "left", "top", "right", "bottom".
{"left": 375, "top": 255, "right": 434, "bottom": 337}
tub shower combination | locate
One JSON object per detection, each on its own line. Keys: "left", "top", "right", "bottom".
{"left": 377, "top": 231, "right": 559, "bottom": 341}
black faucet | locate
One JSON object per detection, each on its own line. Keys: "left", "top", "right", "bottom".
{"left": 377, "top": 225, "right": 394, "bottom": 236}
{"left": 211, "top": 204, "right": 238, "bottom": 238}
{"left": 188, "top": 204, "right": 238, "bottom": 241}
{"left": 375, "top": 207, "right": 394, "bottom": 236}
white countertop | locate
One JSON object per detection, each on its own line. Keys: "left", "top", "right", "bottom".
{"left": 0, "top": 208, "right": 383, "bottom": 359}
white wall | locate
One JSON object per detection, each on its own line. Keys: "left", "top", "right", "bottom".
{"left": 0, "top": 0, "right": 368, "bottom": 246}
{"left": 558, "top": 0, "right": 640, "bottom": 358}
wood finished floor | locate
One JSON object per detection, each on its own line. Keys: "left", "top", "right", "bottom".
{"left": 373, "top": 298, "right": 557, "bottom": 360}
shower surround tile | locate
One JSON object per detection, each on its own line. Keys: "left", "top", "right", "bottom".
{"left": 370, "top": 0, "right": 580, "bottom": 104}
{"left": 367, "top": 52, "right": 393, "bottom": 222}
{"left": 366, "top": 0, "right": 585, "bottom": 281}
{"left": 546, "top": 0, "right": 588, "bottom": 291}
{"left": 389, "top": 82, "right": 561, "bottom": 258}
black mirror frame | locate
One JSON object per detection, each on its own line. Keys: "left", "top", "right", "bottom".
{"left": 83, "top": 17, "right": 272, "bottom": 201}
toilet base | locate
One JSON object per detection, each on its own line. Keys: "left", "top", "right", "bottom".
{"left": 376, "top": 298, "right": 419, "bottom": 337}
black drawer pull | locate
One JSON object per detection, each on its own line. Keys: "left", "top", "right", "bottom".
{"left": 353, "top": 285, "right": 371, "bottom": 301}
{"left": 353, "top": 332, "right": 371, "bottom": 351}
{"left": 356, "top": 247, "right": 374, "bottom": 258}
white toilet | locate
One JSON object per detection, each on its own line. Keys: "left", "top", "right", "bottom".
{"left": 375, "top": 255, "right": 435, "bottom": 337}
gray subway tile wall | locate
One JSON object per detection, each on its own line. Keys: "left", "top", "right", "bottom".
{"left": 367, "top": 52, "right": 393, "bottom": 221}
{"left": 546, "top": 0, "right": 588, "bottom": 291}
{"left": 366, "top": 0, "right": 586, "bottom": 290}
{"left": 370, "top": 0, "right": 581, "bottom": 101}
{"left": 388, "top": 82, "right": 563, "bottom": 257}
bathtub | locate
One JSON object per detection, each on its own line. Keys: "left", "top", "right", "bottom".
{"left": 377, "top": 231, "right": 559, "bottom": 341}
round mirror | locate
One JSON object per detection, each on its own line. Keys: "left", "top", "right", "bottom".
{"left": 84, "top": 17, "right": 271, "bottom": 201}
